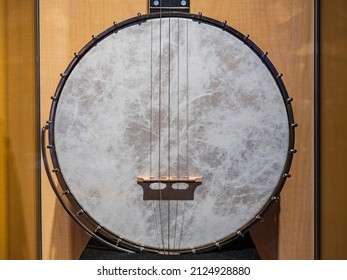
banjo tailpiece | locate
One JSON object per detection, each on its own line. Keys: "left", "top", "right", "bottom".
{"left": 137, "top": 176, "right": 202, "bottom": 200}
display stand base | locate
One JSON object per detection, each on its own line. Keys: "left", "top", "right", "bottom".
{"left": 79, "top": 232, "right": 260, "bottom": 260}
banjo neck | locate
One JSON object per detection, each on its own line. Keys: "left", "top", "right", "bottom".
{"left": 149, "top": 0, "right": 190, "bottom": 14}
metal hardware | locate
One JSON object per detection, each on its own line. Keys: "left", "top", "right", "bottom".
{"left": 283, "top": 173, "right": 291, "bottom": 178}
{"left": 256, "top": 215, "right": 264, "bottom": 223}
{"left": 50, "top": 96, "right": 56, "bottom": 101}
{"left": 60, "top": 73, "right": 66, "bottom": 77}
{"left": 76, "top": 209, "right": 84, "bottom": 216}
{"left": 291, "top": 123, "right": 298, "bottom": 128}
{"left": 271, "top": 196, "right": 280, "bottom": 203}
{"left": 112, "top": 22, "right": 119, "bottom": 33}
{"left": 244, "top": 34, "right": 250, "bottom": 41}
{"left": 158, "top": 250, "right": 180, "bottom": 256}
{"left": 277, "top": 73, "right": 283, "bottom": 78}
{"left": 62, "top": 190, "right": 70, "bottom": 195}
{"left": 94, "top": 225, "right": 101, "bottom": 233}
{"left": 290, "top": 149, "right": 298, "bottom": 154}
{"left": 237, "top": 230, "right": 244, "bottom": 238}
{"left": 116, "top": 238, "right": 122, "bottom": 246}
{"left": 262, "top": 51, "right": 268, "bottom": 58}
{"left": 46, "top": 145, "right": 53, "bottom": 149}
{"left": 52, "top": 168, "right": 59, "bottom": 173}
{"left": 223, "top": 20, "right": 228, "bottom": 27}
{"left": 149, "top": 0, "right": 190, "bottom": 13}
{"left": 287, "top": 97, "right": 294, "bottom": 103}
{"left": 41, "top": 124, "right": 48, "bottom": 131}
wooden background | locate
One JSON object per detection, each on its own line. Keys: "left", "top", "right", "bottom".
{"left": 0, "top": 0, "right": 37, "bottom": 260}
{"left": 321, "top": 0, "right": 347, "bottom": 260}
{"left": 39, "top": 0, "right": 315, "bottom": 259}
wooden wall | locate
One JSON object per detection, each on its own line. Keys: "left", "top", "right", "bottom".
{"left": 0, "top": 0, "right": 8, "bottom": 260}
{"left": 321, "top": 0, "right": 347, "bottom": 260}
{"left": 0, "top": 0, "right": 38, "bottom": 259}
{"left": 40, "top": 0, "right": 314, "bottom": 259}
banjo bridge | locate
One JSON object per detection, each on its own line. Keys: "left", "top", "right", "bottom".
{"left": 137, "top": 176, "right": 202, "bottom": 201}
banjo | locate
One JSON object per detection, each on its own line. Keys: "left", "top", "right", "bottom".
{"left": 42, "top": 0, "right": 296, "bottom": 255}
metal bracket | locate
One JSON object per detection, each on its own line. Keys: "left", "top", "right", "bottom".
{"left": 149, "top": 0, "right": 190, "bottom": 14}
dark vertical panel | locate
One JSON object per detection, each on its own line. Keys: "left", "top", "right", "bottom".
{"left": 36, "top": 0, "right": 42, "bottom": 260}
{"left": 321, "top": 0, "right": 347, "bottom": 260}
{"left": 314, "top": 0, "right": 321, "bottom": 260}
{"left": 0, "top": 0, "right": 9, "bottom": 260}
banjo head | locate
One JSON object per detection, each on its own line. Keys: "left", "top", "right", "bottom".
{"left": 45, "top": 13, "right": 295, "bottom": 254}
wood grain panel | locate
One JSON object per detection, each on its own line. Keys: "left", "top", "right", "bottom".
{"left": 1, "top": 0, "right": 37, "bottom": 259}
{"left": 40, "top": 0, "right": 314, "bottom": 259}
{"left": 321, "top": 0, "right": 347, "bottom": 260}
{"left": 0, "top": 0, "right": 8, "bottom": 260}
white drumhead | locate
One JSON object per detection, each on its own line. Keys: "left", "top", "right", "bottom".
{"left": 54, "top": 17, "right": 290, "bottom": 251}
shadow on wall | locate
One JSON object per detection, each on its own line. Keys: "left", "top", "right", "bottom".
{"left": 250, "top": 202, "right": 280, "bottom": 260}
{"left": 2, "top": 0, "right": 38, "bottom": 260}
{"left": 49, "top": 194, "right": 90, "bottom": 260}
{"left": 6, "top": 138, "right": 29, "bottom": 259}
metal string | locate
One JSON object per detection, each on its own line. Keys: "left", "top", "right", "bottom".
{"left": 178, "top": 17, "right": 189, "bottom": 250}
{"left": 167, "top": 0, "right": 172, "bottom": 253}
{"left": 173, "top": 15, "right": 180, "bottom": 250}
{"left": 150, "top": 17, "right": 161, "bottom": 250}
{"left": 158, "top": 1, "right": 166, "bottom": 252}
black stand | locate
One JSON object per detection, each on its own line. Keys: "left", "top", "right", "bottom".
{"left": 79, "top": 232, "right": 260, "bottom": 260}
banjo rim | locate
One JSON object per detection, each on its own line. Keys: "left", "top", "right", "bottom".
{"left": 43, "top": 11, "right": 296, "bottom": 254}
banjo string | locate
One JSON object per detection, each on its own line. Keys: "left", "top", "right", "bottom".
{"left": 158, "top": 1, "right": 166, "bottom": 253}
{"left": 173, "top": 14, "right": 180, "bottom": 250}
{"left": 178, "top": 17, "right": 189, "bottom": 250}
{"left": 167, "top": 0, "right": 172, "bottom": 253}
{"left": 150, "top": 17, "right": 161, "bottom": 250}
